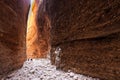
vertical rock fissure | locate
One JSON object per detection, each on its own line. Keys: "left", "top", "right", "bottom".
{"left": 26, "top": 0, "right": 50, "bottom": 59}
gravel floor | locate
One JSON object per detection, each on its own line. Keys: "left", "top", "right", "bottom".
{"left": 3, "top": 58, "right": 99, "bottom": 80}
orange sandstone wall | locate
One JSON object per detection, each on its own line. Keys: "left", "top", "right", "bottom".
{"left": 27, "top": 0, "right": 50, "bottom": 58}
{"left": 27, "top": 0, "right": 41, "bottom": 58}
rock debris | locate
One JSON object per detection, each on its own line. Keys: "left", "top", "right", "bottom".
{"left": 3, "top": 59, "right": 99, "bottom": 80}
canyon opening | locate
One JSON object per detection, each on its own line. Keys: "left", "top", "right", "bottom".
{"left": 26, "top": 0, "right": 50, "bottom": 59}
{"left": 0, "top": 0, "right": 120, "bottom": 80}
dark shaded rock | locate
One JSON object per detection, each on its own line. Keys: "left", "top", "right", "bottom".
{"left": 38, "top": 0, "right": 120, "bottom": 80}
{"left": 48, "top": 0, "right": 120, "bottom": 45}
{"left": 51, "top": 33, "right": 120, "bottom": 80}
{"left": 0, "top": 0, "right": 30, "bottom": 78}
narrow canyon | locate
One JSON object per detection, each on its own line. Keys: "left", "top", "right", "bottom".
{"left": 0, "top": 0, "right": 120, "bottom": 80}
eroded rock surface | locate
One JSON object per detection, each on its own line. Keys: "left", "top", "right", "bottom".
{"left": 27, "top": 0, "right": 50, "bottom": 58}
{"left": 0, "top": 0, "right": 30, "bottom": 78}
{"left": 37, "top": 0, "right": 120, "bottom": 80}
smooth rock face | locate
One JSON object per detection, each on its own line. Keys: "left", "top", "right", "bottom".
{"left": 27, "top": 0, "right": 50, "bottom": 58}
{"left": 37, "top": 0, "right": 120, "bottom": 80}
{"left": 0, "top": 0, "right": 30, "bottom": 78}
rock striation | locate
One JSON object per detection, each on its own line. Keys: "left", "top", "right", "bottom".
{"left": 27, "top": 0, "right": 50, "bottom": 58}
{"left": 37, "top": 0, "right": 120, "bottom": 80}
{"left": 0, "top": 0, "right": 30, "bottom": 78}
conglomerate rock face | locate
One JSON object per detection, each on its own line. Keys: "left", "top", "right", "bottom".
{"left": 37, "top": 0, "right": 120, "bottom": 80}
{"left": 27, "top": 0, "right": 50, "bottom": 58}
{"left": 0, "top": 0, "right": 30, "bottom": 78}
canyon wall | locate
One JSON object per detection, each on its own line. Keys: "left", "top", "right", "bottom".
{"left": 27, "top": 0, "right": 41, "bottom": 58}
{"left": 27, "top": 0, "right": 50, "bottom": 58}
{"left": 0, "top": 0, "right": 30, "bottom": 78}
{"left": 38, "top": 0, "right": 120, "bottom": 80}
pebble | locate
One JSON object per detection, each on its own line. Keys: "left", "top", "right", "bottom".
{"left": 69, "top": 72, "right": 75, "bottom": 77}
{"left": 73, "top": 75, "right": 78, "bottom": 79}
{"left": 5, "top": 58, "right": 99, "bottom": 80}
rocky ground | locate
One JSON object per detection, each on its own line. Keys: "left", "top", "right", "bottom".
{"left": 2, "top": 58, "right": 99, "bottom": 80}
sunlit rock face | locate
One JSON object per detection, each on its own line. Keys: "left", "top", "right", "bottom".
{"left": 0, "top": 0, "right": 30, "bottom": 78}
{"left": 27, "top": 0, "right": 50, "bottom": 58}
{"left": 27, "top": 0, "right": 40, "bottom": 58}
{"left": 38, "top": 0, "right": 120, "bottom": 80}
